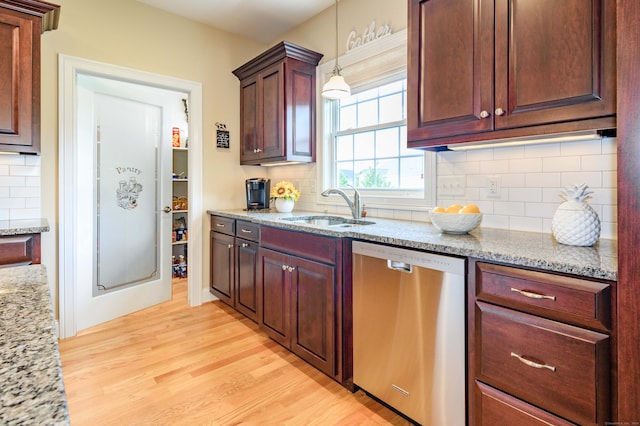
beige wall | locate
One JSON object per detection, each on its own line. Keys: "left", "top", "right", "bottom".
{"left": 39, "top": 0, "right": 406, "bottom": 304}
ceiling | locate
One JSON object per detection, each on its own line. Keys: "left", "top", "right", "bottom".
{"left": 136, "top": 0, "right": 335, "bottom": 44}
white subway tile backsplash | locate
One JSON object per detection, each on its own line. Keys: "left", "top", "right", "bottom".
{"left": 479, "top": 159, "right": 510, "bottom": 174}
{"left": 509, "top": 187, "right": 542, "bottom": 203}
{"left": 560, "top": 172, "right": 602, "bottom": 188}
{"left": 560, "top": 139, "right": 602, "bottom": 156}
{"left": 543, "top": 156, "right": 581, "bottom": 172}
{"left": 524, "top": 142, "right": 561, "bottom": 158}
{"left": 526, "top": 203, "right": 557, "bottom": 218}
{"left": 0, "top": 154, "right": 41, "bottom": 218}
{"left": 509, "top": 216, "right": 543, "bottom": 233}
{"left": 494, "top": 201, "right": 525, "bottom": 216}
{"left": 525, "top": 173, "right": 561, "bottom": 188}
{"left": 10, "top": 165, "right": 40, "bottom": 177}
{"left": 509, "top": 158, "right": 543, "bottom": 173}
{"left": 602, "top": 137, "right": 617, "bottom": 154}
{"left": 494, "top": 145, "right": 525, "bottom": 160}
{"left": 582, "top": 154, "right": 616, "bottom": 171}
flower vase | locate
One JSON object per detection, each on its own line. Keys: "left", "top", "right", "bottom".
{"left": 274, "top": 198, "right": 295, "bottom": 213}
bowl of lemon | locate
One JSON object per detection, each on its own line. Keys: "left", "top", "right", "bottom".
{"left": 429, "top": 204, "right": 483, "bottom": 234}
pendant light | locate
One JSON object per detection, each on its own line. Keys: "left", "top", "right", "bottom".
{"left": 322, "top": 0, "right": 351, "bottom": 99}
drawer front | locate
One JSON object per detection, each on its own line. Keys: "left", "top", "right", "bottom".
{"left": 0, "top": 234, "right": 40, "bottom": 266}
{"left": 211, "top": 215, "right": 235, "bottom": 236}
{"left": 476, "top": 381, "right": 576, "bottom": 426}
{"left": 476, "top": 301, "right": 609, "bottom": 425}
{"left": 261, "top": 226, "right": 337, "bottom": 265}
{"left": 476, "top": 262, "right": 611, "bottom": 331}
{"left": 235, "top": 220, "right": 260, "bottom": 242}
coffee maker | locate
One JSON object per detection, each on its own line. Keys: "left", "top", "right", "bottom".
{"left": 245, "top": 178, "right": 270, "bottom": 210}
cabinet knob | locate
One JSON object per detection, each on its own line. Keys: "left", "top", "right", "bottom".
{"left": 287, "top": 266, "right": 295, "bottom": 272}
{"left": 241, "top": 243, "right": 249, "bottom": 248}
{"left": 282, "top": 264, "right": 288, "bottom": 271}
{"left": 227, "top": 244, "right": 233, "bottom": 249}
{"left": 495, "top": 107, "right": 505, "bottom": 116}
{"left": 479, "top": 110, "right": 490, "bottom": 119}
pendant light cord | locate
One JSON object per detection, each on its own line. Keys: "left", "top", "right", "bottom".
{"left": 334, "top": 0, "right": 341, "bottom": 74}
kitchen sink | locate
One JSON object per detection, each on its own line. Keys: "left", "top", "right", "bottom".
{"left": 279, "top": 215, "right": 375, "bottom": 227}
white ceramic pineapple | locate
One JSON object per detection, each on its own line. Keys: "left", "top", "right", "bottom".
{"left": 551, "top": 184, "right": 601, "bottom": 246}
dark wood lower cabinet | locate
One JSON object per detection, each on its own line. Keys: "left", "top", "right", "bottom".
{"left": 259, "top": 226, "right": 350, "bottom": 385}
{"left": 469, "top": 260, "right": 613, "bottom": 426}
{"left": 209, "top": 216, "right": 260, "bottom": 323}
{"left": 0, "top": 233, "right": 41, "bottom": 266}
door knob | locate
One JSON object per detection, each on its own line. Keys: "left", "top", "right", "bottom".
{"left": 495, "top": 108, "right": 505, "bottom": 116}
{"left": 163, "top": 206, "right": 172, "bottom": 213}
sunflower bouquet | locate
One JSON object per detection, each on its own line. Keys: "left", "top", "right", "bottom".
{"left": 270, "top": 180, "right": 300, "bottom": 202}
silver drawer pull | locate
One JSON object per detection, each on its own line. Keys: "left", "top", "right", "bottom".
{"left": 510, "top": 287, "right": 556, "bottom": 301}
{"left": 240, "top": 228, "right": 252, "bottom": 233}
{"left": 387, "top": 260, "right": 413, "bottom": 273}
{"left": 510, "top": 352, "right": 556, "bottom": 372}
{"left": 216, "top": 223, "right": 225, "bottom": 228}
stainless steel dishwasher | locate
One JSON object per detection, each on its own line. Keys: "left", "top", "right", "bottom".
{"left": 352, "top": 241, "right": 466, "bottom": 426}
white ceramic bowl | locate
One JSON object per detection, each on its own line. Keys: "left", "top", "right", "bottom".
{"left": 429, "top": 212, "right": 483, "bottom": 234}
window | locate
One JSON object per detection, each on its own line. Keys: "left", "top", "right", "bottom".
{"left": 333, "top": 77, "right": 425, "bottom": 193}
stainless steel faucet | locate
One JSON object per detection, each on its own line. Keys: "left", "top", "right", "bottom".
{"left": 321, "top": 184, "right": 361, "bottom": 219}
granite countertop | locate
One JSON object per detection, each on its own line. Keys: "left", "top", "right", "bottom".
{"left": 0, "top": 219, "right": 50, "bottom": 236}
{"left": 209, "top": 209, "right": 617, "bottom": 281}
{"left": 0, "top": 265, "right": 70, "bottom": 425}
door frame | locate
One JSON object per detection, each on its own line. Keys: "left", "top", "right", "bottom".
{"left": 58, "top": 55, "right": 204, "bottom": 338}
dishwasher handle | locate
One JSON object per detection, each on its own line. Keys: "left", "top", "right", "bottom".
{"left": 387, "top": 260, "right": 413, "bottom": 273}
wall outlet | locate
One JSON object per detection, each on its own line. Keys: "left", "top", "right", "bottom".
{"left": 438, "top": 176, "right": 466, "bottom": 197}
{"left": 488, "top": 176, "right": 501, "bottom": 198}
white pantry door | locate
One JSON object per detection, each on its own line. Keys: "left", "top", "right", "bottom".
{"left": 74, "top": 73, "right": 186, "bottom": 331}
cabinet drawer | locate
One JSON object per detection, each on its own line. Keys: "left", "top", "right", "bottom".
{"left": 261, "top": 226, "right": 337, "bottom": 265}
{"left": 210, "top": 216, "right": 235, "bottom": 236}
{"left": 476, "top": 301, "right": 609, "bottom": 425}
{"left": 476, "top": 262, "right": 611, "bottom": 331}
{"left": 235, "top": 220, "right": 260, "bottom": 242}
{"left": 0, "top": 234, "right": 41, "bottom": 267}
{"left": 475, "top": 381, "right": 576, "bottom": 426}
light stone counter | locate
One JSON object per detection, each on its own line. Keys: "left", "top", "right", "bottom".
{"left": 0, "top": 265, "right": 70, "bottom": 425}
{"left": 209, "top": 209, "right": 617, "bottom": 281}
{"left": 0, "top": 219, "right": 50, "bottom": 236}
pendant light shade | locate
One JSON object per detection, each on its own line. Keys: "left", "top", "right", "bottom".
{"left": 322, "top": 0, "right": 351, "bottom": 100}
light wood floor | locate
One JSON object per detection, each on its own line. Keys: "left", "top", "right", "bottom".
{"left": 59, "top": 278, "right": 412, "bottom": 425}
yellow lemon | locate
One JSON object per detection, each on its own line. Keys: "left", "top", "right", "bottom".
{"left": 446, "top": 204, "right": 463, "bottom": 214}
{"left": 432, "top": 206, "right": 446, "bottom": 213}
{"left": 459, "top": 204, "right": 481, "bottom": 214}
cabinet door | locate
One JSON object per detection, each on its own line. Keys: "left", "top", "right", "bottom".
{"left": 210, "top": 232, "right": 235, "bottom": 306}
{"left": 235, "top": 237, "right": 259, "bottom": 322}
{"left": 259, "top": 247, "right": 291, "bottom": 347}
{"left": 407, "top": 0, "right": 494, "bottom": 142}
{"left": 494, "top": 0, "right": 616, "bottom": 129}
{"left": 290, "top": 256, "right": 335, "bottom": 376}
{"left": 239, "top": 74, "right": 260, "bottom": 163}
{"left": 285, "top": 59, "right": 316, "bottom": 162}
{"left": 259, "top": 62, "right": 285, "bottom": 160}
{"left": 0, "top": 9, "right": 39, "bottom": 153}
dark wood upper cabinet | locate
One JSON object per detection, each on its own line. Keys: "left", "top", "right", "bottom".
{"left": 407, "top": 0, "right": 616, "bottom": 149}
{"left": 233, "top": 42, "right": 322, "bottom": 165}
{"left": 0, "top": 1, "right": 60, "bottom": 154}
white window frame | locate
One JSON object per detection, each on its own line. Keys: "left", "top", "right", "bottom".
{"left": 317, "top": 29, "right": 436, "bottom": 210}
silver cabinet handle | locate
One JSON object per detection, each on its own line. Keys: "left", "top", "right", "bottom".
{"left": 240, "top": 228, "right": 252, "bottom": 234}
{"left": 241, "top": 243, "right": 249, "bottom": 248}
{"left": 510, "top": 352, "right": 556, "bottom": 372}
{"left": 163, "top": 206, "right": 172, "bottom": 213}
{"left": 479, "top": 110, "right": 490, "bottom": 119}
{"left": 495, "top": 107, "right": 505, "bottom": 116}
{"left": 287, "top": 266, "right": 295, "bottom": 272}
{"left": 216, "top": 223, "right": 225, "bottom": 228}
{"left": 281, "top": 264, "right": 287, "bottom": 271}
{"left": 227, "top": 244, "right": 233, "bottom": 249}
{"left": 510, "top": 287, "right": 556, "bottom": 301}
